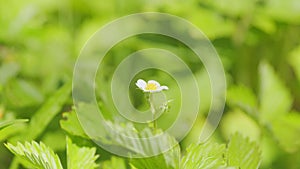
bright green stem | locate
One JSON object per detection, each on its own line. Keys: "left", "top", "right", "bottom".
{"left": 148, "top": 93, "right": 157, "bottom": 130}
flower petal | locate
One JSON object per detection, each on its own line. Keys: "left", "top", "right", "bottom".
{"left": 148, "top": 80, "right": 160, "bottom": 87}
{"left": 159, "top": 86, "right": 169, "bottom": 90}
{"left": 136, "top": 79, "right": 147, "bottom": 90}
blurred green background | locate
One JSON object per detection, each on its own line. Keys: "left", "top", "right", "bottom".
{"left": 1, "top": 0, "right": 300, "bottom": 168}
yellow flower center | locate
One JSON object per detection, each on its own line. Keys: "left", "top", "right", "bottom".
{"left": 145, "top": 83, "right": 158, "bottom": 91}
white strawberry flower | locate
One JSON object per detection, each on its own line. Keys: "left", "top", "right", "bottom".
{"left": 136, "top": 79, "right": 168, "bottom": 93}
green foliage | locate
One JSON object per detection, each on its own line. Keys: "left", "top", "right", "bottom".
{"left": 103, "top": 121, "right": 180, "bottom": 169}
{"left": 12, "top": 81, "right": 71, "bottom": 141}
{"left": 102, "top": 121, "right": 179, "bottom": 160}
{"left": 3, "top": 79, "right": 44, "bottom": 108}
{"left": 220, "top": 109, "right": 261, "bottom": 142}
{"left": 0, "top": 119, "right": 28, "bottom": 142}
{"left": 271, "top": 112, "right": 300, "bottom": 152}
{"left": 0, "top": 123, "right": 27, "bottom": 142}
{"left": 258, "top": 63, "right": 300, "bottom": 153}
{"left": 66, "top": 137, "right": 99, "bottom": 169}
{"left": 226, "top": 133, "right": 261, "bottom": 169}
{"left": 5, "top": 141, "right": 63, "bottom": 169}
{"left": 180, "top": 133, "right": 261, "bottom": 169}
{"left": 180, "top": 141, "right": 226, "bottom": 169}
{"left": 264, "top": 0, "right": 300, "bottom": 24}
{"left": 227, "top": 85, "right": 257, "bottom": 108}
{"left": 227, "top": 85, "right": 258, "bottom": 117}
{"left": 225, "top": 62, "right": 300, "bottom": 167}
{"left": 0, "top": 62, "right": 19, "bottom": 85}
{"left": 0, "top": 119, "right": 28, "bottom": 130}
{"left": 1, "top": 0, "right": 300, "bottom": 168}
{"left": 289, "top": 46, "right": 300, "bottom": 81}
{"left": 60, "top": 110, "right": 88, "bottom": 138}
{"left": 101, "top": 156, "right": 126, "bottom": 169}
{"left": 130, "top": 144, "right": 180, "bottom": 169}
{"left": 5, "top": 137, "right": 100, "bottom": 169}
{"left": 259, "top": 62, "right": 292, "bottom": 121}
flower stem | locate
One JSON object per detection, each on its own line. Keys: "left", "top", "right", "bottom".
{"left": 148, "top": 93, "right": 157, "bottom": 130}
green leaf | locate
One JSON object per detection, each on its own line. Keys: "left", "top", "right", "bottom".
{"left": 102, "top": 121, "right": 180, "bottom": 169}
{"left": 104, "top": 121, "right": 179, "bottom": 157}
{"left": 130, "top": 146, "right": 180, "bottom": 169}
{"left": 41, "top": 131, "right": 66, "bottom": 151}
{"left": 3, "top": 79, "right": 44, "bottom": 108}
{"left": 0, "top": 119, "right": 28, "bottom": 141}
{"left": 0, "top": 123, "right": 27, "bottom": 142}
{"left": 101, "top": 156, "right": 126, "bottom": 169}
{"left": 289, "top": 45, "right": 300, "bottom": 81}
{"left": 226, "top": 133, "right": 261, "bottom": 169}
{"left": 60, "top": 110, "right": 88, "bottom": 138}
{"left": 67, "top": 137, "right": 99, "bottom": 169}
{"left": 180, "top": 141, "right": 226, "bottom": 169}
{"left": 264, "top": 0, "right": 300, "bottom": 24}
{"left": 252, "top": 11, "right": 276, "bottom": 34}
{"left": 227, "top": 85, "right": 258, "bottom": 116}
{"left": 13, "top": 81, "right": 71, "bottom": 141}
{"left": 205, "top": 0, "right": 255, "bottom": 17}
{"left": 220, "top": 110, "right": 261, "bottom": 142}
{"left": 0, "top": 62, "right": 19, "bottom": 85}
{"left": 5, "top": 141, "right": 63, "bottom": 169}
{"left": 0, "top": 119, "right": 28, "bottom": 130}
{"left": 259, "top": 62, "right": 292, "bottom": 121}
{"left": 271, "top": 112, "right": 300, "bottom": 153}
